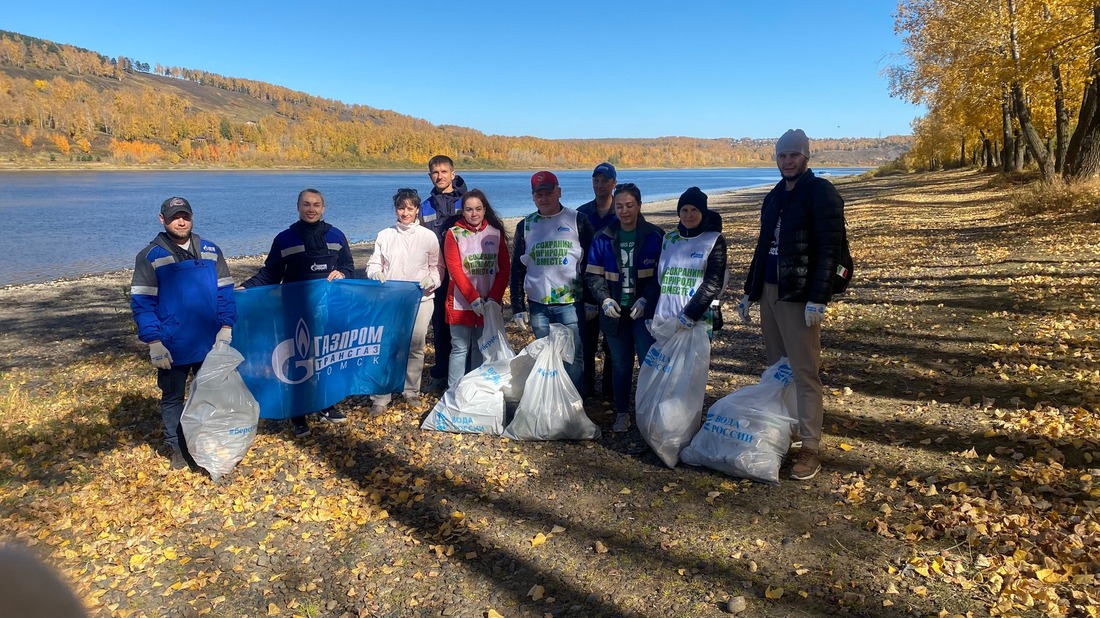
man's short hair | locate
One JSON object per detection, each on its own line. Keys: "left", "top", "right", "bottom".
{"left": 428, "top": 155, "right": 454, "bottom": 170}
{"left": 297, "top": 188, "right": 325, "bottom": 205}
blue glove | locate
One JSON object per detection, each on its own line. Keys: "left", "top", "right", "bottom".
{"left": 805, "top": 302, "right": 826, "bottom": 327}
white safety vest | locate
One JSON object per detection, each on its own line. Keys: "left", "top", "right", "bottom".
{"left": 450, "top": 223, "right": 503, "bottom": 311}
{"left": 520, "top": 208, "right": 583, "bottom": 305}
{"left": 654, "top": 229, "right": 720, "bottom": 321}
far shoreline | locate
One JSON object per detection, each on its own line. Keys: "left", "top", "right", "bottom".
{"left": 0, "top": 172, "right": 870, "bottom": 291}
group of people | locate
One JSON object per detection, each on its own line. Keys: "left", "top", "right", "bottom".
{"left": 130, "top": 130, "right": 847, "bottom": 481}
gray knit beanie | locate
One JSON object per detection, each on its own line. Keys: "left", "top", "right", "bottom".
{"left": 775, "top": 129, "right": 811, "bottom": 159}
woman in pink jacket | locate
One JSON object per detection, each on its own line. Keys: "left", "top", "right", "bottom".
{"left": 442, "top": 189, "right": 511, "bottom": 387}
{"left": 366, "top": 188, "right": 442, "bottom": 415}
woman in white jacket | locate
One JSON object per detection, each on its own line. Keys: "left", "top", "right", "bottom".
{"left": 365, "top": 188, "right": 442, "bottom": 416}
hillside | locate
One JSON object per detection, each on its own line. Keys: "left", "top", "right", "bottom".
{"left": 0, "top": 30, "right": 910, "bottom": 169}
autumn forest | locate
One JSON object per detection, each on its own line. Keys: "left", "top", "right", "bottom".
{"left": 0, "top": 30, "right": 906, "bottom": 170}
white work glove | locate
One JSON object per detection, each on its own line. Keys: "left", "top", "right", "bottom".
{"left": 419, "top": 276, "right": 436, "bottom": 293}
{"left": 513, "top": 311, "right": 529, "bottom": 329}
{"left": 470, "top": 297, "right": 486, "bottom": 316}
{"left": 149, "top": 341, "right": 172, "bottom": 369}
{"left": 677, "top": 313, "right": 695, "bottom": 330}
{"left": 629, "top": 298, "right": 647, "bottom": 320}
{"left": 215, "top": 328, "right": 232, "bottom": 345}
{"left": 369, "top": 271, "right": 387, "bottom": 283}
{"left": 584, "top": 303, "right": 598, "bottom": 321}
{"left": 805, "top": 302, "right": 827, "bottom": 327}
{"left": 737, "top": 294, "right": 753, "bottom": 324}
{"left": 601, "top": 298, "right": 621, "bottom": 318}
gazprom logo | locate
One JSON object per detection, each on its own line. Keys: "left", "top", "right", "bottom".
{"left": 272, "top": 318, "right": 315, "bottom": 385}
{"left": 557, "top": 226, "right": 571, "bottom": 232}
{"left": 691, "top": 252, "right": 704, "bottom": 259}
{"left": 270, "top": 318, "right": 386, "bottom": 385}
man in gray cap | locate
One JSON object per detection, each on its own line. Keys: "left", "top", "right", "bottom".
{"left": 131, "top": 197, "right": 236, "bottom": 470}
{"left": 737, "top": 129, "right": 848, "bottom": 481}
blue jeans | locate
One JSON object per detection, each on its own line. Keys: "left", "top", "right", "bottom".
{"left": 157, "top": 361, "right": 203, "bottom": 452}
{"left": 529, "top": 301, "right": 583, "bottom": 390}
{"left": 448, "top": 323, "right": 484, "bottom": 387}
{"left": 603, "top": 315, "right": 656, "bottom": 415}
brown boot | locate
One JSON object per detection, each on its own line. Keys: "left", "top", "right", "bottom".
{"left": 790, "top": 449, "right": 821, "bottom": 480}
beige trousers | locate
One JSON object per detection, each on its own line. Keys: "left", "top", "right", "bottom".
{"left": 759, "top": 284, "right": 824, "bottom": 450}
{"left": 373, "top": 296, "right": 434, "bottom": 405}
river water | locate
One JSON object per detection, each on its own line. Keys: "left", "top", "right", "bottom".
{"left": 0, "top": 167, "right": 865, "bottom": 286}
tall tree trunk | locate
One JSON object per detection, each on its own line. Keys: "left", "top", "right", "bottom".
{"left": 1006, "top": 0, "right": 1054, "bottom": 179}
{"left": 1013, "top": 83, "right": 1055, "bottom": 179}
{"left": 1002, "top": 89, "right": 1017, "bottom": 173}
{"left": 960, "top": 136, "right": 967, "bottom": 167}
{"left": 1066, "top": 6, "right": 1100, "bottom": 179}
{"left": 1052, "top": 60, "right": 1069, "bottom": 174}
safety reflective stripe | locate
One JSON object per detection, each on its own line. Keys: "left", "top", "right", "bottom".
{"left": 326, "top": 242, "right": 343, "bottom": 251}
{"left": 281, "top": 245, "right": 306, "bottom": 257}
{"left": 586, "top": 264, "right": 606, "bottom": 275}
{"left": 131, "top": 285, "right": 158, "bottom": 296}
{"left": 217, "top": 277, "right": 235, "bottom": 287}
{"left": 152, "top": 255, "right": 175, "bottom": 269}
{"left": 200, "top": 251, "right": 219, "bottom": 261}
{"left": 605, "top": 272, "right": 620, "bottom": 282}
{"left": 637, "top": 267, "right": 655, "bottom": 277}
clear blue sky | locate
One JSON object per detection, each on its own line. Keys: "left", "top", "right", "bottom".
{"left": 4, "top": 1, "right": 921, "bottom": 140}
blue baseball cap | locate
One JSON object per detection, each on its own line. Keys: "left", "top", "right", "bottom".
{"left": 592, "top": 162, "right": 617, "bottom": 180}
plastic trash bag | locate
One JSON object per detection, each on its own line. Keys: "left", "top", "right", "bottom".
{"left": 420, "top": 334, "right": 544, "bottom": 434}
{"left": 420, "top": 361, "right": 509, "bottom": 435}
{"left": 504, "top": 323, "right": 600, "bottom": 441}
{"left": 181, "top": 342, "right": 260, "bottom": 481}
{"left": 681, "top": 358, "right": 798, "bottom": 484}
{"left": 635, "top": 315, "right": 712, "bottom": 467}
{"left": 477, "top": 301, "right": 514, "bottom": 364}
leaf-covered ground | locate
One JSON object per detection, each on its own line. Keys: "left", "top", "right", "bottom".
{"left": 1, "top": 168, "right": 1097, "bottom": 617}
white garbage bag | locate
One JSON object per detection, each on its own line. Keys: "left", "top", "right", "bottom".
{"left": 477, "top": 301, "right": 515, "bottom": 364}
{"left": 681, "top": 358, "right": 798, "bottom": 484}
{"left": 635, "top": 316, "right": 712, "bottom": 467}
{"left": 504, "top": 324, "right": 600, "bottom": 441}
{"left": 420, "top": 361, "right": 509, "bottom": 435}
{"left": 180, "top": 342, "right": 260, "bottom": 481}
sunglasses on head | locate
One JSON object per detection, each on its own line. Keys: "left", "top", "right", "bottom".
{"left": 614, "top": 182, "right": 637, "bottom": 193}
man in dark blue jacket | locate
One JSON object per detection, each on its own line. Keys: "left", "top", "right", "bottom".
{"left": 242, "top": 188, "right": 355, "bottom": 436}
{"left": 131, "top": 196, "right": 236, "bottom": 470}
{"left": 577, "top": 162, "right": 618, "bottom": 400}
{"left": 739, "top": 129, "right": 847, "bottom": 481}
{"left": 420, "top": 155, "right": 467, "bottom": 392}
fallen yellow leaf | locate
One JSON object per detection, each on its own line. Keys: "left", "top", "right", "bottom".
{"left": 838, "top": 443, "right": 854, "bottom": 451}
{"left": 765, "top": 586, "right": 784, "bottom": 599}
{"left": 531, "top": 533, "right": 547, "bottom": 547}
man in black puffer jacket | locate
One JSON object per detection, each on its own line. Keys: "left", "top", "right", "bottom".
{"left": 738, "top": 129, "right": 846, "bottom": 481}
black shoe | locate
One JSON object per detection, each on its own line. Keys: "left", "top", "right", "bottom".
{"left": 290, "top": 417, "right": 311, "bottom": 438}
{"left": 169, "top": 450, "right": 188, "bottom": 470}
{"left": 318, "top": 407, "right": 347, "bottom": 424}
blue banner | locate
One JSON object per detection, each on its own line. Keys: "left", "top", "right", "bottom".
{"left": 233, "top": 279, "right": 422, "bottom": 419}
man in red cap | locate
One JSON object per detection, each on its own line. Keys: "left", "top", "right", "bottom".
{"left": 510, "top": 171, "right": 595, "bottom": 390}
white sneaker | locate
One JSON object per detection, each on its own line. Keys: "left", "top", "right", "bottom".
{"left": 612, "top": 413, "right": 631, "bottom": 432}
